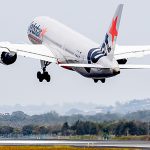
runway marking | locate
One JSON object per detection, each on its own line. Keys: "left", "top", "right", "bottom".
{"left": 0, "top": 140, "right": 149, "bottom": 148}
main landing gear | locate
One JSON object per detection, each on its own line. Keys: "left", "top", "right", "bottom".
{"left": 37, "top": 61, "right": 51, "bottom": 82}
{"left": 94, "top": 79, "right": 106, "bottom": 83}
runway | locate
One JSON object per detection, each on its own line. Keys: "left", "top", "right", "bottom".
{"left": 0, "top": 140, "right": 149, "bottom": 148}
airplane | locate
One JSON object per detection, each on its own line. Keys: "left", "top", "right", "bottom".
{"left": 1, "top": 4, "right": 150, "bottom": 84}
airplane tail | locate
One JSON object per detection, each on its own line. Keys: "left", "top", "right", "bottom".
{"left": 100, "top": 4, "right": 123, "bottom": 61}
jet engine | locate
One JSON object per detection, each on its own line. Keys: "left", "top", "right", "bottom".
{"left": 117, "top": 58, "right": 127, "bottom": 64}
{"left": 0, "top": 51, "right": 17, "bottom": 65}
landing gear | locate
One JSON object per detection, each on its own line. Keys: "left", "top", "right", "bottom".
{"left": 37, "top": 61, "right": 51, "bottom": 82}
{"left": 37, "top": 71, "right": 51, "bottom": 82}
{"left": 94, "top": 79, "right": 99, "bottom": 83}
{"left": 100, "top": 79, "right": 105, "bottom": 83}
{"left": 93, "top": 79, "right": 106, "bottom": 83}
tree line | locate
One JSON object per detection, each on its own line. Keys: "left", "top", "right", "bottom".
{"left": 61, "top": 120, "right": 148, "bottom": 137}
{"left": 0, "top": 120, "right": 149, "bottom": 138}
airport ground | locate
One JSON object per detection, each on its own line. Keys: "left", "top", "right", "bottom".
{"left": 0, "top": 146, "right": 142, "bottom": 150}
{"left": 0, "top": 140, "right": 148, "bottom": 149}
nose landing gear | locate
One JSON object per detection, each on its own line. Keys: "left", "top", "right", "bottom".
{"left": 100, "top": 79, "right": 106, "bottom": 83}
{"left": 94, "top": 79, "right": 99, "bottom": 83}
{"left": 94, "top": 79, "right": 106, "bottom": 83}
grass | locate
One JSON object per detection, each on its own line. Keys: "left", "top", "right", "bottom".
{"left": 68, "top": 135, "right": 101, "bottom": 140}
{"left": 0, "top": 146, "right": 141, "bottom": 150}
{"left": 54, "top": 135, "right": 150, "bottom": 141}
{"left": 112, "top": 135, "right": 150, "bottom": 141}
{"left": 64, "top": 135, "right": 150, "bottom": 141}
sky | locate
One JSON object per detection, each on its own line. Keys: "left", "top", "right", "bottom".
{"left": 0, "top": 0, "right": 150, "bottom": 106}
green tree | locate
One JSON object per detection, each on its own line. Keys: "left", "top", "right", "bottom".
{"left": 0, "top": 126, "right": 14, "bottom": 135}
{"left": 61, "top": 122, "right": 70, "bottom": 136}
{"left": 22, "top": 125, "right": 34, "bottom": 136}
{"left": 38, "top": 126, "right": 49, "bottom": 135}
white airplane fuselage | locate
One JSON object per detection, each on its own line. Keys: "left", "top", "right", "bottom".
{"left": 28, "top": 16, "right": 120, "bottom": 80}
{"left": 2, "top": 4, "right": 149, "bottom": 84}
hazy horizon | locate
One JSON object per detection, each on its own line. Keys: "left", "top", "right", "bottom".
{"left": 0, "top": 98, "right": 149, "bottom": 116}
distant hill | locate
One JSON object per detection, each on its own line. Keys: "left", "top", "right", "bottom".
{"left": 0, "top": 98, "right": 150, "bottom": 116}
{"left": 124, "top": 110, "right": 150, "bottom": 121}
{"left": 65, "top": 108, "right": 84, "bottom": 115}
{"left": 64, "top": 99, "right": 150, "bottom": 115}
{"left": 96, "top": 98, "right": 150, "bottom": 114}
{"left": 0, "top": 109, "right": 150, "bottom": 127}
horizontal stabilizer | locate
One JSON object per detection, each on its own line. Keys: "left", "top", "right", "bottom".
{"left": 59, "top": 63, "right": 111, "bottom": 68}
{"left": 115, "top": 45, "right": 150, "bottom": 60}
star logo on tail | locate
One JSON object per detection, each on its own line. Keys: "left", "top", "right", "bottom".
{"left": 109, "top": 16, "right": 118, "bottom": 44}
{"left": 40, "top": 28, "right": 47, "bottom": 38}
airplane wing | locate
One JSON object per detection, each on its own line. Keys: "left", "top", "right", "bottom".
{"left": 59, "top": 63, "right": 150, "bottom": 69}
{"left": 119, "top": 64, "right": 150, "bottom": 69}
{"left": 0, "top": 42, "right": 57, "bottom": 63}
{"left": 115, "top": 45, "right": 150, "bottom": 60}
